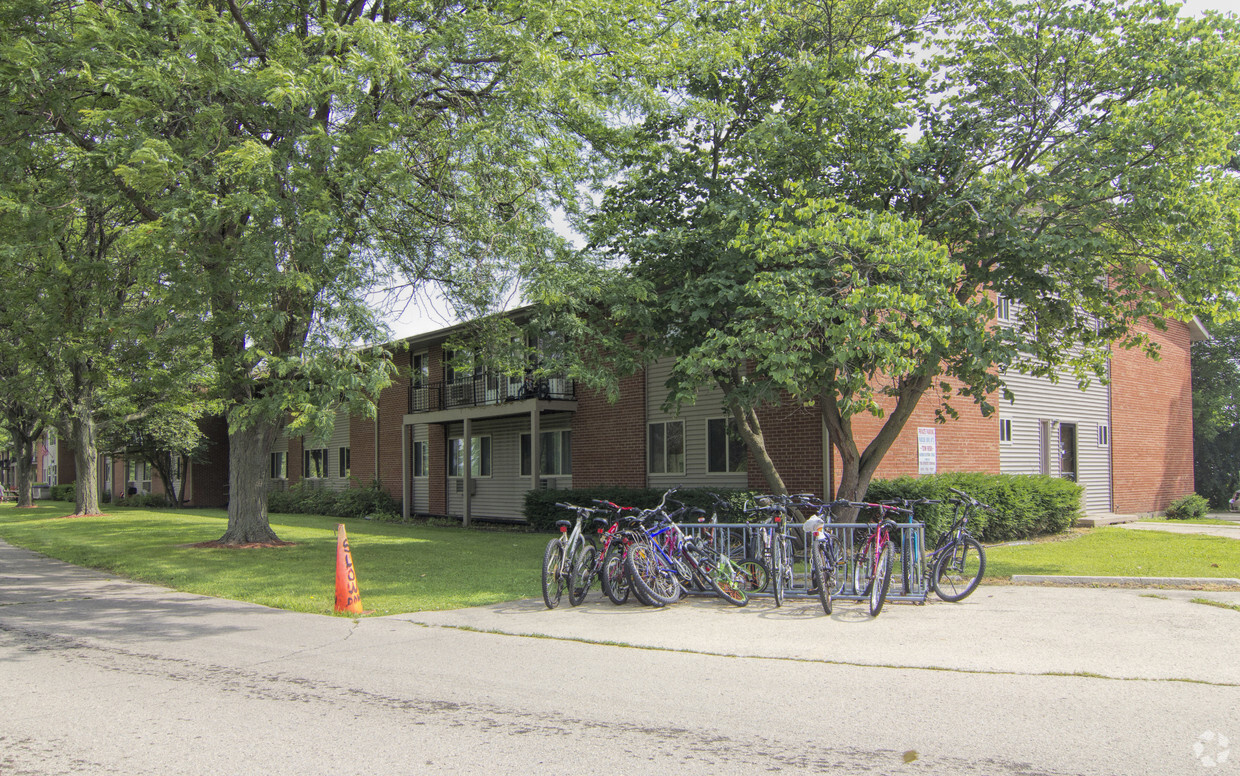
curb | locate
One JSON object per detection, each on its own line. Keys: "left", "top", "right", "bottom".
{"left": 1012, "top": 575, "right": 1240, "bottom": 588}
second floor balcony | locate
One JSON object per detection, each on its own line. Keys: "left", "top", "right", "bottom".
{"left": 410, "top": 375, "right": 576, "bottom": 414}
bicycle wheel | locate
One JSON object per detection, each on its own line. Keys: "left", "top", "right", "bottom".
{"left": 932, "top": 536, "right": 986, "bottom": 602}
{"left": 810, "top": 541, "right": 833, "bottom": 615}
{"left": 600, "top": 542, "right": 631, "bottom": 605}
{"left": 869, "top": 541, "right": 894, "bottom": 617}
{"left": 625, "top": 542, "right": 681, "bottom": 606}
{"left": 541, "top": 539, "right": 566, "bottom": 609}
{"left": 852, "top": 541, "right": 873, "bottom": 596}
{"left": 736, "top": 558, "right": 770, "bottom": 594}
{"left": 695, "top": 549, "right": 748, "bottom": 607}
{"left": 568, "top": 545, "right": 598, "bottom": 606}
{"left": 770, "top": 536, "right": 784, "bottom": 607}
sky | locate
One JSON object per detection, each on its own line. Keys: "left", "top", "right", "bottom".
{"left": 380, "top": 0, "right": 1240, "bottom": 341}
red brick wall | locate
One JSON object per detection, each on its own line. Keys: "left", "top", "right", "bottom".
{"left": 375, "top": 348, "right": 411, "bottom": 499}
{"left": 190, "top": 416, "right": 231, "bottom": 508}
{"left": 428, "top": 423, "right": 446, "bottom": 514}
{"left": 572, "top": 372, "right": 648, "bottom": 488}
{"left": 287, "top": 436, "right": 303, "bottom": 487}
{"left": 1111, "top": 319, "right": 1195, "bottom": 512}
{"left": 749, "top": 403, "right": 824, "bottom": 496}
{"left": 831, "top": 383, "right": 1000, "bottom": 495}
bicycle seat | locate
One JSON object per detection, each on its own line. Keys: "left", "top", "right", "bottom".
{"left": 555, "top": 519, "right": 571, "bottom": 531}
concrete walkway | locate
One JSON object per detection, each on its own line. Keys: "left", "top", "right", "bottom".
{"left": 1117, "top": 520, "right": 1240, "bottom": 540}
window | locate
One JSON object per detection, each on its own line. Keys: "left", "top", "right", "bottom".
{"left": 648, "top": 421, "right": 685, "bottom": 475}
{"left": 338, "top": 447, "right": 350, "bottom": 478}
{"left": 270, "top": 452, "right": 287, "bottom": 479}
{"left": 997, "top": 295, "right": 1012, "bottom": 321}
{"left": 304, "top": 449, "right": 328, "bottom": 479}
{"left": 412, "top": 353, "right": 429, "bottom": 388}
{"left": 999, "top": 418, "right": 1012, "bottom": 444}
{"left": 1098, "top": 424, "right": 1110, "bottom": 447}
{"left": 521, "top": 431, "right": 572, "bottom": 476}
{"left": 413, "top": 441, "right": 428, "bottom": 477}
{"left": 448, "top": 436, "right": 491, "bottom": 477}
{"left": 707, "top": 418, "right": 747, "bottom": 473}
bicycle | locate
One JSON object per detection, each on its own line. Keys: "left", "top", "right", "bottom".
{"left": 542, "top": 502, "right": 599, "bottom": 609}
{"left": 802, "top": 498, "right": 851, "bottom": 615}
{"left": 881, "top": 489, "right": 988, "bottom": 602}
{"left": 743, "top": 498, "right": 797, "bottom": 606}
{"left": 848, "top": 501, "right": 914, "bottom": 617}
{"left": 928, "top": 488, "right": 989, "bottom": 601}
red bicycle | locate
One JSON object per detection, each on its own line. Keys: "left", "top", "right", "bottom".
{"left": 848, "top": 501, "right": 913, "bottom": 617}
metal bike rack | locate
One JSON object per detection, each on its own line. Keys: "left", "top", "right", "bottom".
{"left": 677, "top": 520, "right": 930, "bottom": 605}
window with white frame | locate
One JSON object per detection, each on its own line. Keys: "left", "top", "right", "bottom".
{"left": 448, "top": 436, "right": 491, "bottom": 477}
{"left": 413, "top": 441, "right": 428, "bottom": 477}
{"left": 1098, "top": 424, "right": 1110, "bottom": 447}
{"left": 304, "top": 448, "right": 329, "bottom": 479}
{"left": 648, "top": 421, "right": 685, "bottom": 475}
{"left": 997, "top": 295, "right": 1012, "bottom": 322}
{"left": 707, "top": 418, "right": 747, "bottom": 473}
{"left": 338, "top": 447, "right": 350, "bottom": 478}
{"left": 270, "top": 452, "right": 287, "bottom": 479}
{"left": 521, "top": 430, "right": 572, "bottom": 476}
{"left": 999, "top": 418, "right": 1012, "bottom": 444}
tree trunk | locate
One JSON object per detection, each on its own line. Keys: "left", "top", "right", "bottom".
{"left": 216, "top": 419, "right": 284, "bottom": 544}
{"left": 823, "top": 376, "right": 934, "bottom": 508}
{"left": 719, "top": 374, "right": 789, "bottom": 497}
{"left": 71, "top": 403, "right": 102, "bottom": 516}
{"left": 15, "top": 436, "right": 35, "bottom": 507}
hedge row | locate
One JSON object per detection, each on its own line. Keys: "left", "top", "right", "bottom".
{"left": 524, "top": 472, "right": 1082, "bottom": 542}
{"left": 864, "top": 472, "right": 1083, "bottom": 542}
{"left": 267, "top": 483, "right": 399, "bottom": 520}
{"left": 523, "top": 487, "right": 763, "bottom": 531}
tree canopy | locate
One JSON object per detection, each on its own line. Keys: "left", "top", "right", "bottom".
{"left": 1, "top": 0, "right": 681, "bottom": 541}
{"left": 539, "top": 0, "right": 1240, "bottom": 500}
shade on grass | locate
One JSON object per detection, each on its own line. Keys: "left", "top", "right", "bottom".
{"left": 0, "top": 504, "right": 548, "bottom": 615}
{"left": 984, "top": 527, "right": 1240, "bottom": 579}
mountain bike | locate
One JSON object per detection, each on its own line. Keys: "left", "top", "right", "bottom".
{"left": 541, "top": 502, "right": 599, "bottom": 609}
{"left": 882, "top": 489, "right": 988, "bottom": 602}
{"left": 928, "top": 488, "right": 989, "bottom": 601}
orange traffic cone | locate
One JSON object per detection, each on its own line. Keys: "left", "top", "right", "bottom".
{"left": 334, "top": 523, "right": 364, "bottom": 614}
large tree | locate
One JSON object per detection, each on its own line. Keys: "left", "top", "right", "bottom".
{"left": 1192, "top": 312, "right": 1240, "bottom": 506}
{"left": 1, "top": 0, "right": 676, "bottom": 543}
{"left": 544, "top": 0, "right": 1240, "bottom": 501}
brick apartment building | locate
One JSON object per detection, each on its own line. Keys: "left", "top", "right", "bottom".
{"left": 23, "top": 306, "right": 1201, "bottom": 519}
{"left": 270, "top": 306, "right": 1202, "bottom": 522}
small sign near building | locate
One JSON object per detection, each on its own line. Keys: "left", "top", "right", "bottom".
{"left": 918, "top": 428, "right": 936, "bottom": 475}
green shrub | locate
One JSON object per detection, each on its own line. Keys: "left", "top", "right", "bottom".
{"left": 1165, "top": 493, "right": 1210, "bottom": 520}
{"left": 49, "top": 483, "right": 76, "bottom": 502}
{"left": 266, "top": 482, "right": 399, "bottom": 521}
{"left": 115, "top": 493, "right": 172, "bottom": 508}
{"left": 863, "top": 472, "right": 1082, "bottom": 542}
{"left": 523, "top": 487, "right": 762, "bottom": 532}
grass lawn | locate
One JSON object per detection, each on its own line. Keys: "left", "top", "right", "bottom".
{"left": 3, "top": 504, "right": 1238, "bottom": 617}
{"left": 0, "top": 502, "right": 548, "bottom": 616}
{"left": 984, "top": 527, "right": 1240, "bottom": 579}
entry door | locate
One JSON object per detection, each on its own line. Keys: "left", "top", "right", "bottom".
{"left": 1059, "top": 422, "right": 1077, "bottom": 482}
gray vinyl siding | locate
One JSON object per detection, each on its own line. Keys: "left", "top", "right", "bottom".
{"left": 646, "top": 358, "right": 749, "bottom": 490}
{"left": 279, "top": 411, "right": 353, "bottom": 492}
{"left": 443, "top": 415, "right": 573, "bottom": 520}
{"left": 996, "top": 301, "right": 1112, "bottom": 513}
{"left": 410, "top": 426, "right": 429, "bottom": 515}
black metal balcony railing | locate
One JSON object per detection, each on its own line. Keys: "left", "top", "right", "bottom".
{"left": 409, "top": 376, "right": 576, "bottom": 413}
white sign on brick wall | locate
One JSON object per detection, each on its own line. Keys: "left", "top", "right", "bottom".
{"left": 918, "top": 428, "right": 936, "bottom": 475}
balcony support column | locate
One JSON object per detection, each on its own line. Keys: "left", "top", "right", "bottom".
{"left": 530, "top": 406, "right": 540, "bottom": 493}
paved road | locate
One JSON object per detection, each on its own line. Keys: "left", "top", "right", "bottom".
{"left": 1119, "top": 521, "right": 1240, "bottom": 540}
{"left": 1, "top": 540, "right": 1238, "bottom": 775}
